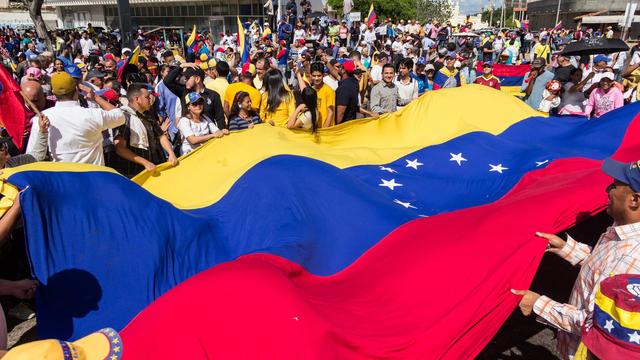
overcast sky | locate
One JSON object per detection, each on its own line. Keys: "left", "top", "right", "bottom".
{"left": 459, "top": 0, "right": 490, "bottom": 15}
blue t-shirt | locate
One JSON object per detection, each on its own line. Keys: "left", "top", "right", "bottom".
{"left": 411, "top": 72, "right": 427, "bottom": 94}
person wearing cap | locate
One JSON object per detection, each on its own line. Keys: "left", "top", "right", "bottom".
{"left": 163, "top": 61, "right": 226, "bottom": 130}
{"left": 423, "top": 63, "right": 440, "bottom": 91}
{"left": 223, "top": 63, "right": 262, "bottom": 117}
{"left": 584, "top": 72, "right": 624, "bottom": 119}
{"left": 538, "top": 79, "right": 562, "bottom": 113}
{"left": 370, "top": 63, "right": 400, "bottom": 115}
{"left": 474, "top": 63, "right": 501, "bottom": 90}
{"left": 394, "top": 58, "right": 419, "bottom": 110}
{"left": 85, "top": 69, "right": 106, "bottom": 91}
{"left": 113, "top": 83, "right": 178, "bottom": 177}
{"left": 335, "top": 59, "right": 360, "bottom": 124}
{"left": 433, "top": 53, "right": 461, "bottom": 89}
{"left": 512, "top": 158, "right": 640, "bottom": 359}
{"left": 177, "top": 92, "right": 228, "bottom": 155}
{"left": 521, "top": 57, "right": 555, "bottom": 110}
{"left": 25, "top": 72, "right": 124, "bottom": 166}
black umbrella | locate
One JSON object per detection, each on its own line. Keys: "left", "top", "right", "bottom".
{"left": 560, "top": 38, "right": 629, "bottom": 57}
{"left": 307, "top": 11, "right": 327, "bottom": 19}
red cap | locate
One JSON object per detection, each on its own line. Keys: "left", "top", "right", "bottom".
{"left": 279, "top": 40, "right": 286, "bottom": 46}
{"left": 104, "top": 53, "right": 115, "bottom": 60}
{"left": 102, "top": 89, "right": 119, "bottom": 104}
{"left": 342, "top": 60, "right": 355, "bottom": 74}
{"left": 299, "top": 39, "right": 305, "bottom": 45}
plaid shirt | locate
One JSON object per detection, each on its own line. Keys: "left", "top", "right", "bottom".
{"left": 533, "top": 222, "right": 640, "bottom": 359}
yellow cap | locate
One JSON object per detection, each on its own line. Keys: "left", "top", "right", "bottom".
{"left": 3, "top": 328, "right": 122, "bottom": 360}
{"left": 51, "top": 72, "right": 76, "bottom": 96}
{"left": 199, "top": 53, "right": 209, "bottom": 62}
{"left": 207, "top": 58, "right": 217, "bottom": 69}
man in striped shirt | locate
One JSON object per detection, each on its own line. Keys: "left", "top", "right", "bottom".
{"left": 512, "top": 158, "right": 640, "bottom": 359}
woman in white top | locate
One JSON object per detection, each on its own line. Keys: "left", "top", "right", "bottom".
{"left": 287, "top": 87, "right": 319, "bottom": 132}
{"left": 177, "top": 92, "right": 228, "bottom": 154}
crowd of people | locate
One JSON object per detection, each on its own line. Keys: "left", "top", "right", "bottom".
{"left": 0, "top": 4, "right": 638, "bottom": 358}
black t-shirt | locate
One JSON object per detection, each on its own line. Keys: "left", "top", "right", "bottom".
{"left": 482, "top": 41, "right": 493, "bottom": 62}
{"left": 335, "top": 76, "right": 359, "bottom": 123}
{"left": 163, "top": 66, "right": 226, "bottom": 129}
{"left": 554, "top": 64, "right": 576, "bottom": 84}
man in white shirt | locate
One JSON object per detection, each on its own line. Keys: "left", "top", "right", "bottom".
{"left": 26, "top": 72, "right": 125, "bottom": 166}
{"left": 79, "top": 32, "right": 94, "bottom": 57}
{"left": 394, "top": 58, "right": 419, "bottom": 110}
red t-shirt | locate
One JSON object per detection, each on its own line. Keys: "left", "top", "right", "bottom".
{"left": 474, "top": 75, "right": 501, "bottom": 90}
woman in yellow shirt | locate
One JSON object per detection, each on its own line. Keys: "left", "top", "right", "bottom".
{"left": 259, "top": 69, "right": 296, "bottom": 127}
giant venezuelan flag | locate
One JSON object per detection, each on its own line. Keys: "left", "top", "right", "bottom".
{"left": 2, "top": 86, "right": 640, "bottom": 358}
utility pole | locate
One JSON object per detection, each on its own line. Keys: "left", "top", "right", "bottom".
{"left": 489, "top": 0, "right": 494, "bottom": 27}
{"left": 500, "top": 0, "right": 505, "bottom": 27}
{"left": 116, "top": 0, "right": 132, "bottom": 47}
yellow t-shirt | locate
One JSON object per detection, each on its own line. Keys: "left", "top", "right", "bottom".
{"left": 535, "top": 45, "right": 550, "bottom": 61}
{"left": 259, "top": 91, "right": 296, "bottom": 127}
{"left": 224, "top": 82, "right": 262, "bottom": 111}
{"left": 314, "top": 84, "right": 335, "bottom": 128}
{"left": 205, "top": 77, "right": 229, "bottom": 99}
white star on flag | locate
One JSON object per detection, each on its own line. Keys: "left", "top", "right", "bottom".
{"left": 629, "top": 331, "right": 640, "bottom": 344}
{"left": 604, "top": 320, "right": 614, "bottom": 333}
{"left": 489, "top": 164, "right": 509, "bottom": 174}
{"left": 405, "top": 159, "right": 423, "bottom": 170}
{"left": 394, "top": 199, "right": 417, "bottom": 209}
{"left": 449, "top": 153, "right": 467, "bottom": 166}
{"left": 535, "top": 160, "right": 549, "bottom": 167}
{"left": 379, "top": 166, "right": 397, "bottom": 173}
{"left": 379, "top": 178, "right": 403, "bottom": 190}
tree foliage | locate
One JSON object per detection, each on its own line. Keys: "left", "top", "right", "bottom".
{"left": 327, "top": 0, "right": 414, "bottom": 22}
{"left": 21, "top": 0, "right": 53, "bottom": 51}
{"left": 416, "top": 0, "right": 452, "bottom": 24}
{"left": 480, "top": 7, "right": 516, "bottom": 28}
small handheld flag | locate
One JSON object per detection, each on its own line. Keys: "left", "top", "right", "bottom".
{"left": 186, "top": 25, "right": 198, "bottom": 54}
{"left": 237, "top": 16, "right": 249, "bottom": 64}
{"left": 367, "top": 3, "right": 376, "bottom": 27}
{"left": 551, "top": 21, "right": 562, "bottom": 32}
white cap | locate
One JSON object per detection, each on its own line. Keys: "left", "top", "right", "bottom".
{"left": 600, "top": 72, "right": 615, "bottom": 81}
{"left": 122, "top": 47, "right": 132, "bottom": 55}
{"left": 424, "top": 64, "right": 435, "bottom": 71}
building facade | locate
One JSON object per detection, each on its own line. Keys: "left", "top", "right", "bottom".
{"left": 527, "top": 0, "right": 634, "bottom": 30}
{"left": 45, "top": 0, "right": 271, "bottom": 36}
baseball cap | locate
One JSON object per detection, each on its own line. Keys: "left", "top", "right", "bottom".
{"left": 594, "top": 54, "right": 610, "bottom": 64}
{"left": 65, "top": 65, "right": 83, "bottom": 79}
{"left": 545, "top": 79, "right": 561, "bottom": 91}
{"left": 483, "top": 62, "right": 493, "bottom": 68}
{"left": 602, "top": 158, "right": 640, "bottom": 192}
{"left": 581, "top": 274, "right": 640, "bottom": 359}
{"left": 416, "top": 57, "right": 427, "bottom": 66}
{"left": 199, "top": 53, "right": 209, "bottom": 62}
{"left": 122, "top": 47, "right": 132, "bottom": 55}
{"left": 3, "top": 328, "right": 122, "bottom": 360}
{"left": 25, "top": 67, "right": 42, "bottom": 79}
{"left": 101, "top": 88, "right": 120, "bottom": 104}
{"left": 86, "top": 69, "right": 106, "bottom": 80}
{"left": 242, "top": 63, "right": 256, "bottom": 77}
{"left": 342, "top": 60, "right": 356, "bottom": 74}
{"left": 183, "top": 67, "right": 205, "bottom": 80}
{"left": 424, "top": 64, "right": 435, "bottom": 72}
{"left": 51, "top": 72, "right": 77, "bottom": 96}
{"left": 185, "top": 92, "right": 204, "bottom": 105}
{"left": 600, "top": 72, "right": 615, "bottom": 81}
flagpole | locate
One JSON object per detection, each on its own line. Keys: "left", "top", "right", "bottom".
{"left": 555, "top": 0, "right": 561, "bottom": 26}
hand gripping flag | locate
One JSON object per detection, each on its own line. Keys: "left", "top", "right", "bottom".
{"left": 0, "top": 64, "right": 27, "bottom": 150}
{"left": 476, "top": 61, "right": 531, "bottom": 95}
{"left": 186, "top": 24, "right": 198, "bottom": 54}
{"left": 367, "top": 3, "right": 376, "bottom": 27}
{"left": 3, "top": 86, "right": 640, "bottom": 358}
